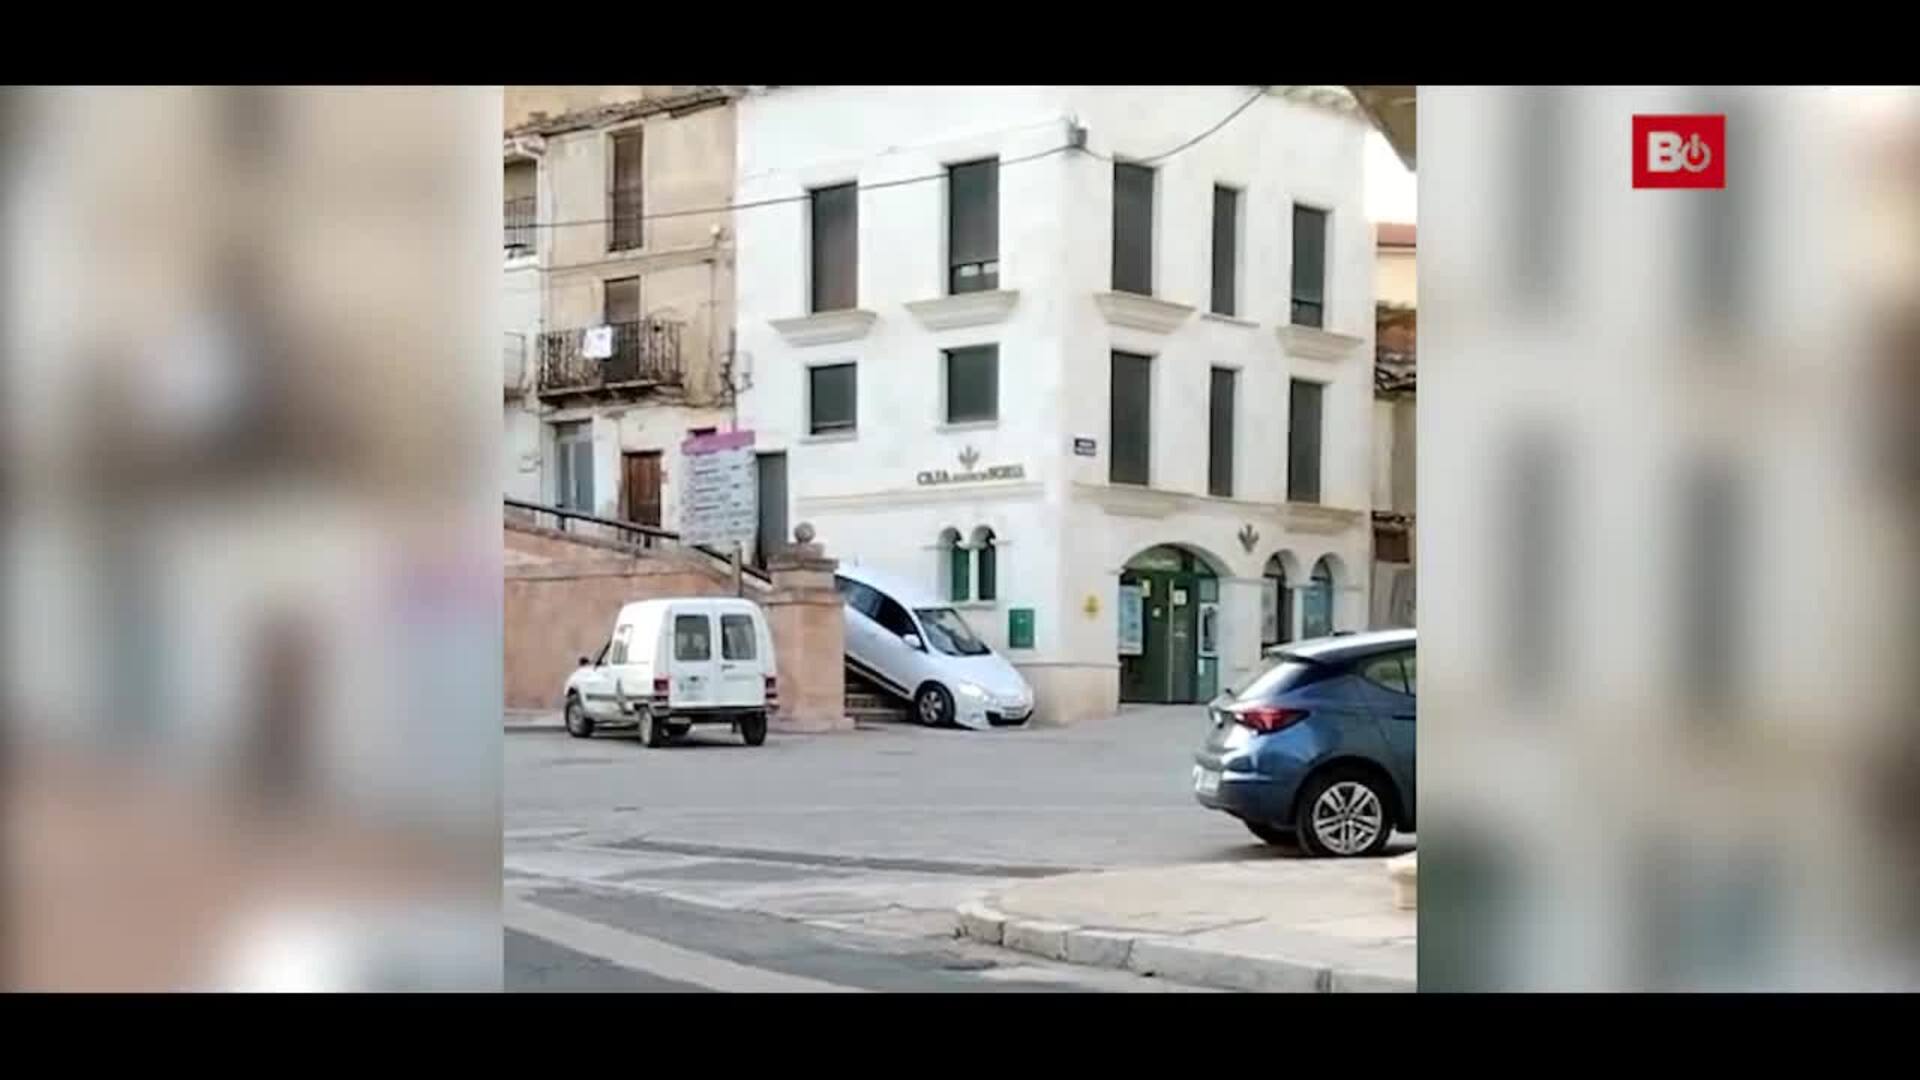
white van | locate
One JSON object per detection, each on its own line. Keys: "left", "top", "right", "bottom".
{"left": 562, "top": 597, "right": 778, "bottom": 747}
{"left": 834, "top": 563, "right": 1034, "bottom": 730}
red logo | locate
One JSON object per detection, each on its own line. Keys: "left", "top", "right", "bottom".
{"left": 1633, "top": 114, "right": 1725, "bottom": 189}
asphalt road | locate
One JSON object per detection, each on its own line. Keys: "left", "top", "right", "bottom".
{"left": 504, "top": 705, "right": 1410, "bottom": 992}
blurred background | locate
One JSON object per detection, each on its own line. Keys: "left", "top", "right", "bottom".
{"left": 1420, "top": 86, "right": 1920, "bottom": 990}
{"left": 0, "top": 87, "right": 502, "bottom": 990}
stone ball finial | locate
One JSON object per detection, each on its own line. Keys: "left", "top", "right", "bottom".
{"left": 793, "top": 522, "right": 816, "bottom": 544}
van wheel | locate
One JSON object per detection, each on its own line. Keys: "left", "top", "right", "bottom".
{"left": 740, "top": 712, "right": 768, "bottom": 747}
{"left": 564, "top": 695, "right": 594, "bottom": 739}
{"left": 915, "top": 684, "right": 954, "bottom": 728}
{"left": 640, "top": 709, "right": 669, "bottom": 748}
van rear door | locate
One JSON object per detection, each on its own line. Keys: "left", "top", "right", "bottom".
{"left": 716, "top": 610, "right": 767, "bottom": 709}
{"left": 667, "top": 607, "right": 719, "bottom": 709}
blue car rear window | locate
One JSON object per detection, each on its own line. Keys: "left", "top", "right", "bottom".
{"left": 1237, "top": 658, "right": 1340, "bottom": 701}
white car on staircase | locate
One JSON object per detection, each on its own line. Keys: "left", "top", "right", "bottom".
{"left": 833, "top": 563, "right": 1033, "bottom": 730}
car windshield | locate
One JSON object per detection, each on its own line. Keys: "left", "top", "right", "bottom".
{"left": 913, "top": 607, "right": 991, "bottom": 656}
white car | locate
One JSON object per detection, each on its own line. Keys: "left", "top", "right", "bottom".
{"left": 834, "top": 563, "right": 1034, "bottom": 730}
{"left": 563, "top": 597, "right": 777, "bottom": 747}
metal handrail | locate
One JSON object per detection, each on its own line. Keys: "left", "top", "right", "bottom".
{"left": 505, "top": 497, "right": 771, "bottom": 586}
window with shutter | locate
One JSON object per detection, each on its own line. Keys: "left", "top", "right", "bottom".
{"left": 948, "top": 158, "right": 999, "bottom": 294}
{"left": 1288, "top": 378, "right": 1323, "bottom": 503}
{"left": 1209, "top": 367, "right": 1236, "bottom": 497}
{"left": 1211, "top": 186, "right": 1239, "bottom": 317}
{"left": 1112, "top": 163, "right": 1155, "bottom": 296}
{"left": 944, "top": 345, "right": 998, "bottom": 424}
{"left": 973, "top": 527, "right": 997, "bottom": 602}
{"left": 1110, "top": 351, "right": 1153, "bottom": 486}
{"left": 609, "top": 130, "right": 644, "bottom": 251}
{"left": 808, "top": 363, "right": 857, "bottom": 435}
{"left": 1291, "top": 204, "right": 1328, "bottom": 328}
{"left": 810, "top": 183, "right": 858, "bottom": 313}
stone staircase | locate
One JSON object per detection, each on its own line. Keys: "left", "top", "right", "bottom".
{"left": 845, "top": 667, "right": 911, "bottom": 726}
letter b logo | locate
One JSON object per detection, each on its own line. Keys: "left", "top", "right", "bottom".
{"left": 1634, "top": 115, "right": 1725, "bottom": 189}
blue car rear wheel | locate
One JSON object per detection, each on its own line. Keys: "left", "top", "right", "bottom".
{"left": 1297, "top": 768, "right": 1393, "bottom": 858}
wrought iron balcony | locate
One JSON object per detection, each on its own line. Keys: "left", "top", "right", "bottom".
{"left": 504, "top": 196, "right": 536, "bottom": 256}
{"left": 537, "top": 319, "right": 683, "bottom": 399}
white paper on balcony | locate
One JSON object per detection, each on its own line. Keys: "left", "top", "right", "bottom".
{"left": 582, "top": 325, "right": 614, "bottom": 360}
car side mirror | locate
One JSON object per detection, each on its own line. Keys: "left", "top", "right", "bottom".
{"left": 902, "top": 633, "right": 924, "bottom": 651}
{"left": 578, "top": 656, "right": 590, "bottom": 667}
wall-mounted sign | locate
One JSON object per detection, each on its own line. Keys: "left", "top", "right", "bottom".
{"left": 1072, "top": 437, "right": 1097, "bottom": 457}
{"left": 680, "top": 429, "right": 757, "bottom": 548}
{"left": 917, "top": 444, "right": 1026, "bottom": 487}
{"left": 1008, "top": 608, "right": 1035, "bottom": 650}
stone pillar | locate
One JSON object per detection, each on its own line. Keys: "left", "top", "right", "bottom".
{"left": 762, "top": 523, "right": 853, "bottom": 733}
{"left": 1217, "top": 577, "right": 1268, "bottom": 695}
{"left": 1290, "top": 583, "right": 1314, "bottom": 642}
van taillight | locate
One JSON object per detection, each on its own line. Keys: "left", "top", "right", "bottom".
{"left": 1231, "top": 704, "right": 1307, "bottom": 734}
{"left": 652, "top": 676, "right": 669, "bottom": 697}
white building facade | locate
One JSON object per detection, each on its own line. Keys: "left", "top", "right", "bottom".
{"left": 733, "top": 86, "right": 1376, "bottom": 724}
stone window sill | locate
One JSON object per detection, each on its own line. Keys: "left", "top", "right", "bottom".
{"left": 771, "top": 309, "right": 879, "bottom": 347}
{"left": 1093, "top": 291, "right": 1195, "bottom": 334}
{"left": 1201, "top": 311, "right": 1258, "bottom": 328}
{"left": 904, "top": 290, "right": 1020, "bottom": 331}
{"left": 1278, "top": 323, "right": 1365, "bottom": 361}
{"left": 800, "top": 430, "right": 858, "bottom": 445}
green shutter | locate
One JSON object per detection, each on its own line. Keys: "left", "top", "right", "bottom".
{"left": 948, "top": 538, "right": 971, "bottom": 602}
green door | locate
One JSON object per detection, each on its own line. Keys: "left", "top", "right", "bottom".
{"left": 1118, "top": 546, "right": 1216, "bottom": 705}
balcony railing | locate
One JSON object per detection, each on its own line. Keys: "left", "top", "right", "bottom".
{"left": 537, "top": 319, "right": 683, "bottom": 398}
{"left": 505, "top": 196, "right": 536, "bottom": 256}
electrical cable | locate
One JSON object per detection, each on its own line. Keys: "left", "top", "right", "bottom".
{"left": 514, "top": 88, "right": 1271, "bottom": 232}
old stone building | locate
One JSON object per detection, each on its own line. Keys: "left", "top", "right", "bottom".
{"left": 502, "top": 87, "right": 739, "bottom": 534}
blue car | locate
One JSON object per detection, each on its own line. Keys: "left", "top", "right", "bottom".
{"left": 1192, "top": 629, "right": 1415, "bottom": 858}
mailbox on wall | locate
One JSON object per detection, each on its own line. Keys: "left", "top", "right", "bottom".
{"left": 1008, "top": 607, "right": 1035, "bottom": 650}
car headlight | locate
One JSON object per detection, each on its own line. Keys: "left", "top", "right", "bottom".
{"left": 956, "top": 682, "right": 989, "bottom": 700}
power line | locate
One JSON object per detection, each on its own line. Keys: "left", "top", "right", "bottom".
{"left": 517, "top": 143, "right": 1074, "bottom": 231}
{"left": 512, "top": 89, "right": 1270, "bottom": 232}
{"left": 1134, "top": 87, "right": 1267, "bottom": 164}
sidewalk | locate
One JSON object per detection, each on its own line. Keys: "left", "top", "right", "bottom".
{"left": 955, "top": 859, "right": 1415, "bottom": 992}
{"left": 506, "top": 709, "right": 563, "bottom": 733}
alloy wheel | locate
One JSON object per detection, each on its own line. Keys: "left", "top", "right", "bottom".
{"left": 1309, "top": 781, "right": 1385, "bottom": 856}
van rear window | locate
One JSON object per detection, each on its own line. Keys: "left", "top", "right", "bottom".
{"left": 721, "top": 614, "right": 757, "bottom": 660}
{"left": 674, "top": 614, "right": 711, "bottom": 661}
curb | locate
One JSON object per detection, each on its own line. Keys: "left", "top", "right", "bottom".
{"left": 953, "top": 899, "right": 1414, "bottom": 994}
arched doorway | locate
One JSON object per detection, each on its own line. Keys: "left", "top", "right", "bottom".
{"left": 1262, "top": 552, "right": 1299, "bottom": 649}
{"left": 1118, "top": 545, "right": 1221, "bottom": 704}
{"left": 1302, "top": 555, "right": 1340, "bottom": 639}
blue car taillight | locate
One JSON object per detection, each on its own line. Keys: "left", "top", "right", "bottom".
{"left": 1230, "top": 704, "right": 1308, "bottom": 734}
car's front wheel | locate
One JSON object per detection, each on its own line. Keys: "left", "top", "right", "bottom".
{"left": 1297, "top": 769, "right": 1394, "bottom": 858}
{"left": 564, "top": 695, "right": 594, "bottom": 739}
{"left": 914, "top": 683, "right": 954, "bottom": 728}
